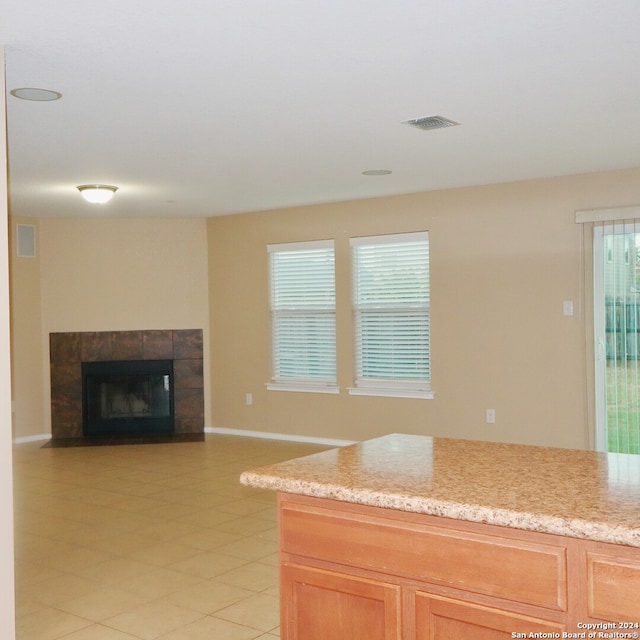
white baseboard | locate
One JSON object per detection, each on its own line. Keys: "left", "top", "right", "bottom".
{"left": 13, "top": 434, "right": 51, "bottom": 445}
{"left": 13, "top": 429, "right": 355, "bottom": 448}
{"left": 205, "top": 426, "right": 355, "bottom": 448}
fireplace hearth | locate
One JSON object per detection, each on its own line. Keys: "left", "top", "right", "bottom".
{"left": 50, "top": 329, "right": 204, "bottom": 440}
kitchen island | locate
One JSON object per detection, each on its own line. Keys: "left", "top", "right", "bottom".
{"left": 241, "top": 434, "right": 640, "bottom": 639}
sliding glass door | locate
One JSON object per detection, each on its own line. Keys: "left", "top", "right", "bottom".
{"left": 594, "top": 222, "right": 640, "bottom": 454}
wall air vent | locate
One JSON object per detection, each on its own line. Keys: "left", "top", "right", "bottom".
{"left": 402, "top": 115, "right": 459, "bottom": 131}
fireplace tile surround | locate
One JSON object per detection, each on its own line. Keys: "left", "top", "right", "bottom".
{"left": 49, "top": 329, "right": 204, "bottom": 439}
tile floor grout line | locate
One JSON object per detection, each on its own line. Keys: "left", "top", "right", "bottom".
{"left": 13, "top": 435, "right": 329, "bottom": 640}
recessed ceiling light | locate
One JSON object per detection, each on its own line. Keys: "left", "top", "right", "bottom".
{"left": 362, "top": 169, "right": 392, "bottom": 176}
{"left": 10, "top": 88, "right": 62, "bottom": 102}
{"left": 77, "top": 185, "right": 119, "bottom": 204}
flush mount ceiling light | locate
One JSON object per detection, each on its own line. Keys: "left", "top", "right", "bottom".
{"left": 362, "top": 169, "right": 392, "bottom": 176}
{"left": 402, "top": 115, "right": 459, "bottom": 131}
{"left": 77, "top": 184, "right": 119, "bottom": 204}
{"left": 10, "top": 87, "right": 62, "bottom": 101}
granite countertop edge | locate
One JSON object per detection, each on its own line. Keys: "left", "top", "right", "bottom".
{"left": 240, "top": 470, "right": 640, "bottom": 548}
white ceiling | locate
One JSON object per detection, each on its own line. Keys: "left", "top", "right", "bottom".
{"left": 3, "top": 0, "right": 640, "bottom": 218}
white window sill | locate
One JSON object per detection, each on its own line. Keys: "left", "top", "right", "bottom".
{"left": 266, "top": 383, "right": 340, "bottom": 394}
{"left": 347, "top": 386, "right": 434, "bottom": 399}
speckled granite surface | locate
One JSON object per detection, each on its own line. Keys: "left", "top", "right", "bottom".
{"left": 240, "top": 433, "right": 640, "bottom": 548}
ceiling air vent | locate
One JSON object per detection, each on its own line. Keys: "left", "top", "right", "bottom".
{"left": 402, "top": 115, "right": 459, "bottom": 131}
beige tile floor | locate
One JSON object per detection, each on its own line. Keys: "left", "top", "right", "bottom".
{"left": 12, "top": 435, "right": 328, "bottom": 640}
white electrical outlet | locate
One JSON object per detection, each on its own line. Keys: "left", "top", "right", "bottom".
{"left": 245, "top": 393, "right": 253, "bottom": 406}
{"left": 486, "top": 409, "right": 496, "bottom": 424}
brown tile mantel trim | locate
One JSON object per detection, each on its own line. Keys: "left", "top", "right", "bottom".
{"left": 49, "top": 329, "right": 204, "bottom": 439}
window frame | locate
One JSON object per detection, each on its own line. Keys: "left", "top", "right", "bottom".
{"left": 266, "top": 239, "right": 339, "bottom": 394}
{"left": 349, "top": 231, "right": 433, "bottom": 399}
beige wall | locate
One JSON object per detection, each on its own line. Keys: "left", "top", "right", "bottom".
{"left": 9, "top": 217, "right": 44, "bottom": 440}
{"left": 208, "top": 168, "right": 640, "bottom": 449}
{"left": 10, "top": 167, "right": 640, "bottom": 449}
{"left": 10, "top": 216, "right": 211, "bottom": 438}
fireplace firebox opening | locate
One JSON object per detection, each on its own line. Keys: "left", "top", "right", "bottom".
{"left": 82, "top": 359, "right": 175, "bottom": 436}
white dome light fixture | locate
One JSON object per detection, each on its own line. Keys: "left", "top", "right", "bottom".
{"left": 77, "top": 184, "right": 118, "bottom": 204}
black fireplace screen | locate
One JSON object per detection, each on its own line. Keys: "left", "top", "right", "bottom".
{"left": 82, "top": 360, "right": 174, "bottom": 436}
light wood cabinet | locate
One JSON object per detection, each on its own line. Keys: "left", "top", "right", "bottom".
{"left": 414, "top": 593, "right": 565, "bottom": 639}
{"left": 585, "top": 548, "right": 640, "bottom": 622}
{"left": 278, "top": 493, "right": 640, "bottom": 639}
{"left": 281, "top": 564, "right": 401, "bottom": 640}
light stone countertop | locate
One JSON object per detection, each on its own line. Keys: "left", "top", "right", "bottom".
{"left": 240, "top": 433, "right": 640, "bottom": 548}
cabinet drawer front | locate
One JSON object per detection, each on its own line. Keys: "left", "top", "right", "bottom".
{"left": 587, "top": 553, "right": 640, "bottom": 621}
{"left": 281, "top": 500, "right": 567, "bottom": 611}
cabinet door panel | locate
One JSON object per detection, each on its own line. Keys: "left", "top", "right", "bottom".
{"left": 282, "top": 563, "right": 401, "bottom": 640}
{"left": 415, "top": 592, "right": 565, "bottom": 640}
{"left": 587, "top": 553, "right": 640, "bottom": 621}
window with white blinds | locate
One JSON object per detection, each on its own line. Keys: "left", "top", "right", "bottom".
{"left": 350, "top": 232, "right": 432, "bottom": 398}
{"left": 267, "top": 240, "right": 338, "bottom": 393}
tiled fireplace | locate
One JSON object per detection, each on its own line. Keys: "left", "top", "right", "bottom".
{"left": 49, "top": 329, "right": 204, "bottom": 439}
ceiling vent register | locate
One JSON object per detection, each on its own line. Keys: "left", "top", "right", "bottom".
{"left": 402, "top": 115, "right": 459, "bottom": 131}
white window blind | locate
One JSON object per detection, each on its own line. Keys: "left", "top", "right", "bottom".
{"left": 350, "top": 232, "right": 431, "bottom": 398}
{"left": 268, "top": 240, "right": 337, "bottom": 392}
